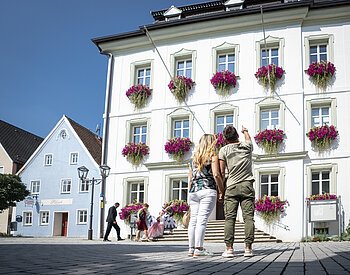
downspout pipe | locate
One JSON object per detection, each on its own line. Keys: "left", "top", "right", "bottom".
{"left": 99, "top": 52, "right": 114, "bottom": 238}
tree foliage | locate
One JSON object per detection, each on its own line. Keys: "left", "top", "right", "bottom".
{"left": 0, "top": 174, "right": 29, "bottom": 211}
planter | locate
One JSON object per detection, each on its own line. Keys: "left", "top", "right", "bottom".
{"left": 255, "top": 64, "right": 285, "bottom": 91}
{"left": 254, "top": 129, "right": 285, "bottom": 154}
{"left": 126, "top": 84, "right": 151, "bottom": 109}
{"left": 164, "top": 137, "right": 193, "bottom": 162}
{"left": 210, "top": 70, "right": 237, "bottom": 96}
{"left": 306, "top": 61, "right": 336, "bottom": 90}
{"left": 168, "top": 76, "right": 194, "bottom": 103}
{"left": 122, "top": 142, "right": 149, "bottom": 166}
{"left": 306, "top": 125, "right": 338, "bottom": 150}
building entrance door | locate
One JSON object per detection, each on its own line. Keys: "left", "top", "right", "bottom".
{"left": 61, "top": 213, "right": 68, "bottom": 236}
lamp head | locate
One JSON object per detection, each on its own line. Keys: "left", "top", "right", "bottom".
{"left": 99, "top": 165, "right": 111, "bottom": 178}
{"left": 77, "top": 166, "right": 89, "bottom": 180}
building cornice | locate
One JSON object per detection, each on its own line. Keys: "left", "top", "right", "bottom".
{"left": 145, "top": 161, "right": 189, "bottom": 170}
{"left": 253, "top": 151, "right": 309, "bottom": 162}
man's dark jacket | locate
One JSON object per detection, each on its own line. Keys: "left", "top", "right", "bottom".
{"left": 106, "top": 205, "right": 117, "bottom": 223}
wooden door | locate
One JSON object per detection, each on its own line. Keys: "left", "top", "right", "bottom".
{"left": 61, "top": 213, "right": 68, "bottom": 236}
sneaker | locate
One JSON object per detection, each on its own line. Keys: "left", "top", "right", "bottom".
{"left": 117, "top": 238, "right": 125, "bottom": 241}
{"left": 193, "top": 248, "right": 214, "bottom": 257}
{"left": 188, "top": 248, "right": 195, "bottom": 257}
{"left": 222, "top": 249, "right": 234, "bottom": 258}
{"left": 103, "top": 239, "right": 111, "bottom": 242}
{"left": 244, "top": 249, "right": 254, "bottom": 257}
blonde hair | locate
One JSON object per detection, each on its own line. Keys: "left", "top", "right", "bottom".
{"left": 192, "top": 134, "right": 217, "bottom": 171}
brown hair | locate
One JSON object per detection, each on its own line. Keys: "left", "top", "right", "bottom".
{"left": 223, "top": 125, "right": 239, "bottom": 142}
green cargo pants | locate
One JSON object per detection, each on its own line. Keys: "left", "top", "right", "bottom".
{"left": 224, "top": 180, "right": 255, "bottom": 246}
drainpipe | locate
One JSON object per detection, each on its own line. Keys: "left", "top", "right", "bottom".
{"left": 100, "top": 52, "right": 114, "bottom": 238}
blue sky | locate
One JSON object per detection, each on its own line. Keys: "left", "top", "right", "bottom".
{"left": 0, "top": 0, "right": 201, "bottom": 138}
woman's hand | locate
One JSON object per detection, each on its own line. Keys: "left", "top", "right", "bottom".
{"left": 218, "top": 192, "right": 224, "bottom": 202}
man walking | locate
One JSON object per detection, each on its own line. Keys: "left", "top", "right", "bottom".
{"left": 103, "top": 202, "right": 124, "bottom": 241}
{"left": 219, "top": 125, "right": 255, "bottom": 257}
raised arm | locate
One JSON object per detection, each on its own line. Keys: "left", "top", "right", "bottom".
{"left": 242, "top": 126, "right": 251, "bottom": 142}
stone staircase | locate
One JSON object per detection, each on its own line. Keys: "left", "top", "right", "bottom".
{"left": 158, "top": 220, "right": 281, "bottom": 243}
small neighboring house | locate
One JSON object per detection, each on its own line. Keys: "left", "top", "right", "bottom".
{"left": 0, "top": 120, "right": 43, "bottom": 234}
{"left": 13, "top": 115, "right": 102, "bottom": 238}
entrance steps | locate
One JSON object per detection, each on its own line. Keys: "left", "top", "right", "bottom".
{"left": 158, "top": 220, "right": 281, "bottom": 243}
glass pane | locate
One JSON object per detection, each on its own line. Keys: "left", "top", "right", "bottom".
{"left": 218, "top": 55, "right": 226, "bottom": 63}
{"left": 271, "top": 48, "right": 278, "bottom": 56}
{"left": 261, "top": 49, "right": 267, "bottom": 58}
{"left": 146, "top": 68, "right": 151, "bottom": 76}
{"left": 321, "top": 108, "right": 329, "bottom": 116}
{"left": 271, "top": 119, "right": 279, "bottom": 128}
{"left": 320, "top": 54, "right": 327, "bottom": 62}
{"left": 133, "top": 135, "right": 140, "bottom": 143}
{"left": 271, "top": 174, "right": 279, "bottom": 182}
{"left": 187, "top": 60, "right": 192, "bottom": 67}
{"left": 185, "top": 69, "right": 192, "bottom": 78}
{"left": 312, "top": 172, "right": 319, "bottom": 181}
{"left": 226, "top": 115, "right": 233, "bottom": 124}
{"left": 181, "top": 190, "right": 188, "bottom": 201}
{"left": 319, "top": 45, "right": 327, "bottom": 53}
{"left": 216, "top": 116, "right": 224, "bottom": 124}
{"left": 312, "top": 181, "right": 319, "bottom": 195}
{"left": 139, "top": 193, "right": 144, "bottom": 203}
{"left": 140, "top": 183, "right": 144, "bottom": 191}
{"left": 261, "top": 175, "right": 268, "bottom": 183}
{"left": 271, "top": 57, "right": 278, "bottom": 66}
{"left": 172, "top": 190, "right": 179, "bottom": 200}
{"left": 141, "top": 136, "right": 146, "bottom": 143}
{"left": 261, "top": 184, "right": 268, "bottom": 196}
{"left": 183, "top": 129, "right": 189, "bottom": 138}
{"left": 131, "top": 193, "right": 137, "bottom": 202}
{"left": 261, "top": 121, "right": 269, "bottom": 130}
{"left": 310, "top": 46, "right": 317, "bottom": 54}
{"left": 174, "top": 130, "right": 181, "bottom": 137}
{"left": 322, "top": 171, "right": 329, "bottom": 180}
{"left": 322, "top": 181, "right": 330, "bottom": 194}
{"left": 134, "top": 127, "right": 140, "bottom": 134}
{"left": 183, "top": 120, "right": 189, "bottom": 128}
{"left": 261, "top": 58, "right": 268, "bottom": 67}
{"left": 310, "top": 55, "right": 317, "bottom": 63}
{"left": 228, "top": 63, "right": 234, "bottom": 72}
{"left": 227, "top": 54, "right": 235, "bottom": 62}
{"left": 311, "top": 108, "right": 319, "bottom": 117}
{"left": 261, "top": 111, "right": 269, "bottom": 120}
{"left": 145, "top": 77, "right": 150, "bottom": 86}
{"left": 177, "top": 61, "right": 184, "bottom": 69}
{"left": 173, "top": 180, "right": 179, "bottom": 188}
{"left": 174, "top": 121, "right": 181, "bottom": 128}
{"left": 271, "top": 184, "right": 279, "bottom": 196}
{"left": 216, "top": 125, "right": 224, "bottom": 133}
{"left": 218, "top": 64, "right": 226, "bottom": 71}
{"left": 271, "top": 110, "right": 279, "bottom": 118}
{"left": 131, "top": 184, "right": 138, "bottom": 191}
{"left": 142, "top": 126, "right": 147, "bottom": 134}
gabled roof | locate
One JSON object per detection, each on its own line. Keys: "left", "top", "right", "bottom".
{"left": 66, "top": 116, "right": 102, "bottom": 165}
{"left": 0, "top": 120, "right": 43, "bottom": 165}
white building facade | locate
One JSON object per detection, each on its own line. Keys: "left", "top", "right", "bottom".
{"left": 94, "top": 0, "right": 350, "bottom": 241}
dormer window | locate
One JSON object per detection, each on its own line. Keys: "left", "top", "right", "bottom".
{"left": 164, "top": 5, "right": 182, "bottom": 21}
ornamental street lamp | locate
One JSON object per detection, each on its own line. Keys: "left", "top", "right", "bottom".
{"left": 77, "top": 165, "right": 110, "bottom": 240}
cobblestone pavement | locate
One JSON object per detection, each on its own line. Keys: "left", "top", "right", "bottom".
{"left": 0, "top": 238, "right": 349, "bottom": 274}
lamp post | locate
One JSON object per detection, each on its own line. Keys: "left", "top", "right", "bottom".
{"left": 77, "top": 165, "right": 110, "bottom": 240}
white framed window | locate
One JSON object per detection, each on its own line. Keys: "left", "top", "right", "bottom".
{"left": 70, "top": 153, "right": 78, "bottom": 165}
{"left": 304, "top": 34, "right": 334, "bottom": 68}
{"left": 176, "top": 59, "right": 192, "bottom": 78}
{"left": 61, "top": 179, "right": 72, "bottom": 194}
{"left": 59, "top": 129, "right": 68, "bottom": 140}
{"left": 256, "top": 36, "right": 285, "bottom": 69}
{"left": 136, "top": 67, "right": 151, "bottom": 86}
{"left": 212, "top": 42, "right": 240, "bottom": 75}
{"left": 44, "top": 154, "right": 53, "bottom": 166}
{"left": 123, "top": 177, "right": 149, "bottom": 205}
{"left": 126, "top": 118, "right": 150, "bottom": 145}
{"left": 260, "top": 108, "right": 280, "bottom": 130}
{"left": 23, "top": 211, "right": 33, "bottom": 226}
{"left": 171, "top": 48, "right": 197, "bottom": 80}
{"left": 130, "top": 60, "right": 154, "bottom": 88}
{"left": 40, "top": 211, "right": 49, "bottom": 225}
{"left": 255, "top": 98, "right": 285, "bottom": 132}
{"left": 260, "top": 173, "right": 279, "bottom": 197}
{"left": 79, "top": 179, "right": 89, "bottom": 193}
{"left": 77, "top": 210, "right": 88, "bottom": 224}
{"left": 210, "top": 103, "right": 238, "bottom": 134}
{"left": 255, "top": 167, "right": 285, "bottom": 200}
{"left": 167, "top": 108, "right": 193, "bottom": 140}
{"left": 171, "top": 178, "right": 188, "bottom": 201}
{"left": 173, "top": 118, "right": 189, "bottom": 138}
{"left": 306, "top": 98, "right": 337, "bottom": 130}
{"left": 261, "top": 47, "right": 279, "bottom": 66}
{"left": 0, "top": 166, "right": 4, "bottom": 174}
{"left": 30, "top": 180, "right": 40, "bottom": 195}
{"left": 306, "top": 164, "right": 337, "bottom": 197}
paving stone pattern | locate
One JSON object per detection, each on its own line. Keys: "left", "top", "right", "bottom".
{"left": 0, "top": 238, "right": 349, "bottom": 274}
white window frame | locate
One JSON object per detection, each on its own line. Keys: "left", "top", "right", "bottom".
{"left": 170, "top": 178, "right": 189, "bottom": 201}
{"left": 255, "top": 98, "right": 285, "bottom": 132}
{"left": 122, "top": 177, "right": 149, "bottom": 205}
{"left": 171, "top": 48, "right": 197, "bottom": 81}
{"left": 79, "top": 179, "right": 90, "bottom": 193}
{"left": 212, "top": 42, "right": 240, "bottom": 75}
{"left": 60, "top": 178, "right": 72, "bottom": 194}
{"left": 30, "top": 180, "right": 41, "bottom": 195}
{"left": 130, "top": 60, "right": 154, "bottom": 89}
{"left": 165, "top": 174, "right": 189, "bottom": 203}
{"left": 304, "top": 34, "right": 334, "bottom": 69}
{"left": 77, "top": 209, "right": 88, "bottom": 224}
{"left": 125, "top": 118, "right": 151, "bottom": 145}
{"left": 305, "top": 163, "right": 337, "bottom": 198}
{"left": 39, "top": 211, "right": 49, "bottom": 226}
{"left": 167, "top": 108, "right": 193, "bottom": 140}
{"left": 70, "top": 152, "right": 79, "bottom": 165}
{"left": 44, "top": 154, "right": 53, "bottom": 166}
{"left": 210, "top": 103, "right": 239, "bottom": 134}
{"left": 256, "top": 36, "right": 285, "bottom": 69}
{"left": 255, "top": 167, "right": 285, "bottom": 200}
{"left": 306, "top": 98, "right": 337, "bottom": 130}
{"left": 23, "top": 211, "right": 33, "bottom": 226}
{"left": 0, "top": 166, "right": 4, "bottom": 174}
{"left": 176, "top": 59, "right": 193, "bottom": 78}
